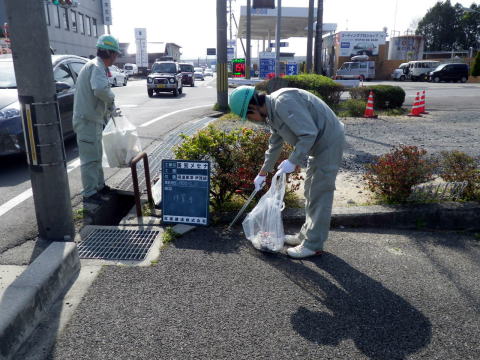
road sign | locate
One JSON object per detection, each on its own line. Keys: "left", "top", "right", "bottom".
{"left": 207, "top": 48, "right": 216, "bottom": 56}
{"left": 269, "top": 42, "right": 289, "bottom": 48}
{"left": 161, "top": 160, "right": 210, "bottom": 226}
{"left": 286, "top": 62, "right": 298, "bottom": 76}
{"left": 227, "top": 47, "right": 235, "bottom": 61}
{"left": 260, "top": 58, "right": 275, "bottom": 79}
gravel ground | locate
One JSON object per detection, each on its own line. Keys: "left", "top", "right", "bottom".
{"left": 48, "top": 226, "right": 480, "bottom": 360}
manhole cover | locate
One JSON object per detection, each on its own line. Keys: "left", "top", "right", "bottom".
{"left": 77, "top": 228, "right": 160, "bottom": 260}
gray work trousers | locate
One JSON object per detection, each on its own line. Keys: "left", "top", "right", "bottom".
{"left": 298, "top": 133, "right": 345, "bottom": 251}
{"left": 75, "top": 120, "right": 105, "bottom": 197}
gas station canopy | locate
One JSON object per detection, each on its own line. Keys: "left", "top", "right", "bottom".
{"left": 237, "top": 6, "right": 337, "bottom": 40}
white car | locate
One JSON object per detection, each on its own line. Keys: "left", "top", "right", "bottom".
{"left": 204, "top": 68, "right": 213, "bottom": 77}
{"left": 194, "top": 67, "right": 204, "bottom": 81}
{"left": 108, "top": 65, "right": 128, "bottom": 87}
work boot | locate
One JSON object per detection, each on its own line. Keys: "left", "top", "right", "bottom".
{"left": 287, "top": 244, "right": 325, "bottom": 259}
{"left": 98, "top": 185, "right": 113, "bottom": 195}
{"left": 284, "top": 234, "right": 302, "bottom": 246}
{"left": 83, "top": 192, "right": 108, "bottom": 204}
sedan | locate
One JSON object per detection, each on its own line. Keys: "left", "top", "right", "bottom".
{"left": 108, "top": 65, "right": 128, "bottom": 87}
{"left": 0, "top": 54, "right": 87, "bottom": 156}
{"left": 194, "top": 67, "right": 204, "bottom": 81}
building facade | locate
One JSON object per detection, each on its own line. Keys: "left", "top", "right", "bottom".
{"left": 0, "top": 0, "right": 106, "bottom": 58}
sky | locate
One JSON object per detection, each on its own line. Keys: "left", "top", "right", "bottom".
{"left": 109, "top": 0, "right": 477, "bottom": 59}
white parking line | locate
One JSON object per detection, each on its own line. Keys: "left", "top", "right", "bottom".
{"left": 0, "top": 105, "right": 212, "bottom": 218}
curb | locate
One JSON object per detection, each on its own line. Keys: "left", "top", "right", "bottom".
{"left": 0, "top": 242, "right": 80, "bottom": 360}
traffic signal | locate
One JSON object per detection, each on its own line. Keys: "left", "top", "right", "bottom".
{"left": 253, "top": 0, "right": 275, "bottom": 9}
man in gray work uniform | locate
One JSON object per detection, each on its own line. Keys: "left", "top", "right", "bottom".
{"left": 229, "top": 86, "right": 345, "bottom": 258}
{"left": 73, "top": 35, "right": 120, "bottom": 203}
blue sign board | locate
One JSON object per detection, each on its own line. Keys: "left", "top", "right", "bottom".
{"left": 162, "top": 160, "right": 210, "bottom": 226}
{"left": 260, "top": 58, "right": 275, "bottom": 79}
{"left": 286, "top": 63, "right": 298, "bottom": 76}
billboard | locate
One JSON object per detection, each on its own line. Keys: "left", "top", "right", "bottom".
{"left": 232, "top": 58, "right": 246, "bottom": 78}
{"left": 135, "top": 28, "right": 148, "bottom": 67}
{"left": 101, "top": 0, "right": 112, "bottom": 26}
{"left": 337, "top": 31, "right": 386, "bottom": 57}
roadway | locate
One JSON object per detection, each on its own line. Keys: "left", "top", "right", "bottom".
{"left": 0, "top": 75, "right": 217, "bottom": 260}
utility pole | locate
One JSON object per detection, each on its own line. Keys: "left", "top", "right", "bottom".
{"left": 275, "top": 0, "right": 282, "bottom": 77}
{"left": 216, "top": 0, "right": 228, "bottom": 110}
{"left": 306, "top": 0, "right": 314, "bottom": 73}
{"left": 4, "top": 0, "right": 74, "bottom": 241}
{"left": 314, "top": 0, "right": 324, "bottom": 74}
{"left": 246, "top": 0, "right": 251, "bottom": 79}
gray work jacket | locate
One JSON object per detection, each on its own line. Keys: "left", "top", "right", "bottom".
{"left": 261, "top": 88, "right": 345, "bottom": 173}
{"left": 73, "top": 57, "right": 115, "bottom": 129}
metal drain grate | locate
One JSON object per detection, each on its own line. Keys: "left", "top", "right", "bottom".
{"left": 77, "top": 228, "right": 160, "bottom": 260}
{"left": 117, "top": 117, "right": 213, "bottom": 193}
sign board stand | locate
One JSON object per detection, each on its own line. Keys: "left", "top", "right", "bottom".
{"left": 161, "top": 160, "right": 210, "bottom": 226}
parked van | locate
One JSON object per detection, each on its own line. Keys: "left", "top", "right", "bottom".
{"left": 336, "top": 60, "right": 375, "bottom": 81}
{"left": 405, "top": 61, "right": 440, "bottom": 81}
{"left": 428, "top": 63, "right": 469, "bottom": 83}
{"left": 123, "top": 63, "right": 138, "bottom": 76}
{"left": 391, "top": 63, "right": 409, "bottom": 81}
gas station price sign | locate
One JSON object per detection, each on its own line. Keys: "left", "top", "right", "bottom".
{"left": 232, "top": 58, "right": 246, "bottom": 78}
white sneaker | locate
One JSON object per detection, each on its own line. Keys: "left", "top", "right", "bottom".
{"left": 287, "top": 244, "right": 324, "bottom": 259}
{"left": 284, "top": 234, "right": 302, "bottom": 246}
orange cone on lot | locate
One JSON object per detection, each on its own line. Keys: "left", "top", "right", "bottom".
{"left": 408, "top": 92, "right": 423, "bottom": 117}
{"left": 419, "top": 90, "right": 429, "bottom": 114}
{"left": 363, "top": 91, "right": 378, "bottom": 118}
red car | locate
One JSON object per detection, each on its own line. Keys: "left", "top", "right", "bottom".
{"left": 179, "top": 63, "right": 195, "bottom": 87}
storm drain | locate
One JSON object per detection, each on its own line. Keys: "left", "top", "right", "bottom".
{"left": 116, "top": 116, "right": 213, "bottom": 193}
{"left": 77, "top": 228, "right": 160, "bottom": 260}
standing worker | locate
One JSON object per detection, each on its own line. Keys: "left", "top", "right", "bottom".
{"left": 229, "top": 86, "right": 345, "bottom": 259}
{"left": 73, "top": 35, "right": 121, "bottom": 203}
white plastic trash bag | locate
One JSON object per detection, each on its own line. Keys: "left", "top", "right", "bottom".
{"left": 242, "top": 171, "right": 286, "bottom": 252}
{"left": 102, "top": 115, "right": 142, "bottom": 168}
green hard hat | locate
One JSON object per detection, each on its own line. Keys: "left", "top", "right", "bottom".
{"left": 229, "top": 86, "right": 256, "bottom": 120}
{"left": 96, "top": 34, "right": 120, "bottom": 53}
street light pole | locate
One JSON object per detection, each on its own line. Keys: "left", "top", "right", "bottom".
{"left": 275, "top": 0, "right": 282, "bottom": 77}
{"left": 216, "top": 0, "right": 228, "bottom": 110}
{"left": 4, "top": 0, "right": 74, "bottom": 241}
{"left": 306, "top": 0, "right": 314, "bottom": 73}
{"left": 314, "top": 0, "right": 324, "bottom": 74}
{"left": 246, "top": 0, "right": 251, "bottom": 79}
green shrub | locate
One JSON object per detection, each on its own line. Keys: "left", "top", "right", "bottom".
{"left": 255, "top": 74, "right": 344, "bottom": 106}
{"left": 340, "top": 99, "right": 367, "bottom": 117}
{"left": 173, "top": 126, "right": 300, "bottom": 212}
{"left": 364, "top": 145, "right": 435, "bottom": 203}
{"left": 472, "top": 51, "right": 480, "bottom": 77}
{"left": 349, "top": 85, "right": 406, "bottom": 109}
{"left": 438, "top": 150, "right": 480, "bottom": 201}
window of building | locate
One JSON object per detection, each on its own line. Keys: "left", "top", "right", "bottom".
{"left": 53, "top": 64, "right": 75, "bottom": 88}
{"left": 44, "top": 3, "right": 51, "bottom": 26}
{"left": 54, "top": 6, "right": 61, "bottom": 28}
{"left": 78, "top": 13, "right": 85, "bottom": 34}
{"left": 92, "top": 18, "right": 98, "bottom": 37}
{"left": 70, "top": 10, "right": 77, "bottom": 32}
{"left": 62, "top": 8, "right": 69, "bottom": 30}
{"left": 85, "top": 16, "right": 91, "bottom": 36}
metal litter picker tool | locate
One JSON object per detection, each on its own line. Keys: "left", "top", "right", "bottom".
{"left": 228, "top": 189, "right": 258, "bottom": 230}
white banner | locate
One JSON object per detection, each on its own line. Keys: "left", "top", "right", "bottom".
{"left": 101, "top": 0, "right": 112, "bottom": 26}
{"left": 337, "top": 31, "right": 386, "bottom": 57}
{"left": 135, "top": 28, "right": 148, "bottom": 67}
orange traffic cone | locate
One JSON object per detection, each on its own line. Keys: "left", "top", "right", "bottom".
{"left": 363, "top": 91, "right": 378, "bottom": 118}
{"left": 408, "top": 92, "right": 422, "bottom": 117}
{"left": 419, "top": 90, "right": 429, "bottom": 114}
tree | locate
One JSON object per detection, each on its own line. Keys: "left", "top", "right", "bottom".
{"left": 416, "top": 1, "right": 480, "bottom": 51}
{"left": 472, "top": 51, "right": 480, "bottom": 76}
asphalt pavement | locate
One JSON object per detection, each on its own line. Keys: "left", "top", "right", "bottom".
{"left": 46, "top": 225, "right": 480, "bottom": 360}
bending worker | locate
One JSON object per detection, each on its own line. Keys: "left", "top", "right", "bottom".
{"left": 229, "top": 86, "right": 345, "bottom": 259}
{"left": 73, "top": 35, "right": 120, "bottom": 203}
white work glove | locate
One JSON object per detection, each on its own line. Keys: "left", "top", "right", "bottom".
{"left": 254, "top": 174, "right": 266, "bottom": 192}
{"left": 112, "top": 107, "right": 122, "bottom": 117}
{"left": 277, "top": 159, "right": 296, "bottom": 174}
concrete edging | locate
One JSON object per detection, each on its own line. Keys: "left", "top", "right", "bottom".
{"left": 0, "top": 242, "right": 80, "bottom": 360}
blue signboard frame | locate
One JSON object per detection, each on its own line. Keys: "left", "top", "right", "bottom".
{"left": 161, "top": 160, "right": 210, "bottom": 226}
{"left": 260, "top": 58, "right": 275, "bottom": 79}
{"left": 286, "top": 63, "right": 298, "bottom": 76}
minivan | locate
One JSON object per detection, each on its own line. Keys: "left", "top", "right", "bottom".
{"left": 123, "top": 63, "right": 138, "bottom": 76}
{"left": 335, "top": 60, "right": 375, "bottom": 81}
{"left": 391, "top": 63, "right": 409, "bottom": 81}
{"left": 405, "top": 61, "right": 440, "bottom": 81}
{"left": 429, "top": 63, "right": 469, "bottom": 83}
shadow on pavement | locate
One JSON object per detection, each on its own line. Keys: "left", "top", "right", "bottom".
{"left": 261, "top": 252, "right": 432, "bottom": 360}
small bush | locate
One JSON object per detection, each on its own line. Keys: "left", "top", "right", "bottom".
{"left": 364, "top": 145, "right": 435, "bottom": 203}
{"left": 173, "top": 126, "right": 300, "bottom": 212}
{"left": 472, "top": 51, "right": 480, "bottom": 77}
{"left": 339, "top": 99, "right": 367, "bottom": 117}
{"left": 438, "top": 150, "right": 480, "bottom": 201}
{"left": 349, "top": 85, "right": 406, "bottom": 109}
{"left": 255, "top": 74, "right": 344, "bottom": 106}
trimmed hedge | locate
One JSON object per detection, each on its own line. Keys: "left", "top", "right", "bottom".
{"left": 349, "top": 85, "right": 406, "bottom": 109}
{"left": 255, "top": 74, "right": 344, "bottom": 106}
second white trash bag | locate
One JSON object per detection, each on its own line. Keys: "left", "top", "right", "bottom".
{"left": 242, "top": 171, "right": 286, "bottom": 252}
{"left": 102, "top": 115, "right": 142, "bottom": 168}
